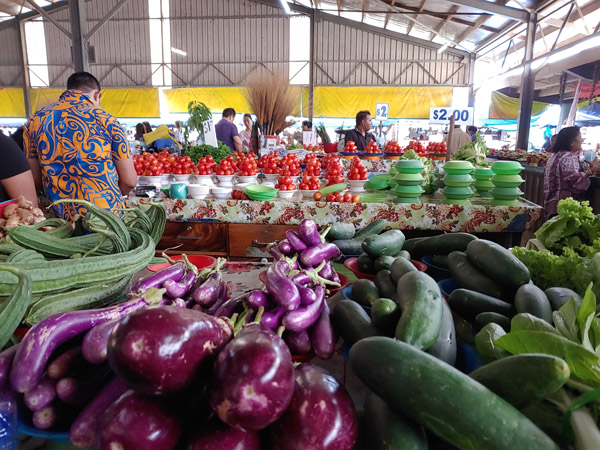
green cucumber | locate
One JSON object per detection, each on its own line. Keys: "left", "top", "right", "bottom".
{"left": 390, "top": 257, "right": 417, "bottom": 284}
{"left": 371, "top": 298, "right": 401, "bottom": 334}
{"left": 351, "top": 279, "right": 380, "bottom": 306}
{"left": 350, "top": 337, "right": 560, "bottom": 450}
{"left": 447, "top": 251, "right": 505, "bottom": 299}
{"left": 544, "top": 287, "right": 582, "bottom": 311}
{"left": 476, "top": 311, "right": 511, "bottom": 332}
{"left": 363, "top": 392, "right": 427, "bottom": 450}
{"left": 333, "top": 239, "right": 363, "bottom": 256}
{"left": 331, "top": 300, "right": 379, "bottom": 347}
{"left": 514, "top": 284, "right": 553, "bottom": 323}
{"left": 448, "top": 288, "right": 515, "bottom": 323}
{"left": 469, "top": 354, "right": 570, "bottom": 409}
{"left": 466, "top": 239, "right": 530, "bottom": 288}
{"left": 395, "top": 271, "right": 443, "bottom": 350}
{"left": 362, "top": 230, "right": 405, "bottom": 258}
{"left": 327, "top": 222, "right": 356, "bottom": 241}
{"left": 408, "top": 232, "right": 477, "bottom": 258}
{"left": 522, "top": 402, "right": 572, "bottom": 449}
{"left": 401, "top": 237, "right": 428, "bottom": 255}
{"left": 373, "top": 255, "right": 396, "bottom": 272}
{"left": 426, "top": 301, "right": 456, "bottom": 366}
{"left": 354, "top": 219, "right": 387, "bottom": 239}
{"left": 474, "top": 323, "right": 510, "bottom": 363}
{"left": 431, "top": 254, "right": 448, "bottom": 268}
{"left": 356, "top": 253, "right": 376, "bottom": 274}
{"left": 374, "top": 270, "right": 397, "bottom": 302}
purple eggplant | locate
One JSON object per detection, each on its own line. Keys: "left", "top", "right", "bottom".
{"left": 245, "top": 290, "right": 271, "bottom": 311}
{"left": 131, "top": 261, "right": 185, "bottom": 292}
{"left": 298, "top": 219, "right": 322, "bottom": 247}
{"left": 214, "top": 293, "right": 246, "bottom": 318}
{"left": 206, "top": 283, "right": 230, "bottom": 315}
{"left": 56, "top": 377, "right": 98, "bottom": 405}
{"left": 47, "top": 346, "right": 83, "bottom": 380}
{"left": 269, "top": 246, "right": 284, "bottom": 261}
{"left": 11, "top": 293, "right": 158, "bottom": 393}
{"left": 311, "top": 303, "right": 335, "bottom": 360}
{"left": 210, "top": 324, "right": 294, "bottom": 431}
{"left": 278, "top": 240, "right": 293, "bottom": 256}
{"left": 282, "top": 286, "right": 325, "bottom": 332}
{"left": 0, "top": 345, "right": 18, "bottom": 387}
{"left": 193, "top": 273, "right": 223, "bottom": 307}
{"left": 285, "top": 230, "right": 308, "bottom": 253}
{"left": 70, "top": 377, "right": 128, "bottom": 448}
{"left": 318, "top": 260, "right": 335, "bottom": 281}
{"left": 24, "top": 377, "right": 56, "bottom": 411}
{"left": 82, "top": 318, "right": 119, "bottom": 364}
{"left": 265, "top": 261, "right": 300, "bottom": 311}
{"left": 108, "top": 306, "right": 232, "bottom": 394}
{"left": 164, "top": 268, "right": 197, "bottom": 299}
{"left": 261, "top": 307, "right": 286, "bottom": 330}
{"left": 291, "top": 272, "right": 312, "bottom": 287}
{"left": 270, "top": 364, "right": 358, "bottom": 450}
{"left": 300, "top": 243, "right": 341, "bottom": 268}
{"left": 33, "top": 405, "right": 58, "bottom": 430}
{"left": 173, "top": 298, "right": 186, "bottom": 308}
{"left": 297, "top": 285, "right": 317, "bottom": 306}
{"left": 160, "top": 296, "right": 173, "bottom": 305}
{"left": 98, "top": 390, "right": 182, "bottom": 450}
{"left": 285, "top": 330, "right": 312, "bottom": 354}
{"left": 187, "top": 416, "right": 261, "bottom": 450}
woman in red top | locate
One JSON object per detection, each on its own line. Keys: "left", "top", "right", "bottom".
{"left": 544, "top": 126, "right": 599, "bottom": 216}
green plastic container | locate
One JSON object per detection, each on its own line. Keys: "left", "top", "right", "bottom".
{"left": 473, "top": 168, "right": 494, "bottom": 180}
{"left": 443, "top": 185, "right": 473, "bottom": 205}
{"left": 491, "top": 174, "right": 525, "bottom": 188}
{"left": 393, "top": 172, "right": 425, "bottom": 186}
{"left": 491, "top": 161, "right": 523, "bottom": 175}
{"left": 395, "top": 160, "right": 425, "bottom": 174}
{"left": 443, "top": 174, "right": 474, "bottom": 187}
{"left": 491, "top": 187, "right": 523, "bottom": 200}
{"left": 443, "top": 161, "right": 474, "bottom": 175}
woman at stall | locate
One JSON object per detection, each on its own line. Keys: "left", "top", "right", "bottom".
{"left": 544, "top": 126, "right": 599, "bottom": 217}
{"left": 0, "top": 133, "right": 38, "bottom": 206}
{"left": 239, "top": 114, "right": 253, "bottom": 153}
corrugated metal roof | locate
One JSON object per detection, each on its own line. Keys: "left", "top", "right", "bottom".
{"left": 0, "top": 21, "right": 23, "bottom": 86}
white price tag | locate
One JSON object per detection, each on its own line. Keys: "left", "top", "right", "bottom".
{"left": 202, "top": 119, "right": 218, "bottom": 147}
{"left": 429, "top": 107, "right": 474, "bottom": 125}
{"left": 375, "top": 103, "right": 389, "bottom": 120}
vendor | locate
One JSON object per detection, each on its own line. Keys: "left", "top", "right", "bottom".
{"left": 467, "top": 126, "right": 478, "bottom": 142}
{"left": 239, "top": 114, "right": 253, "bottom": 152}
{"left": 444, "top": 125, "right": 470, "bottom": 159}
{"left": 0, "top": 133, "right": 38, "bottom": 206}
{"left": 301, "top": 120, "right": 312, "bottom": 132}
{"left": 544, "top": 126, "right": 600, "bottom": 217}
{"left": 344, "top": 111, "right": 375, "bottom": 151}
{"left": 215, "top": 108, "right": 242, "bottom": 153}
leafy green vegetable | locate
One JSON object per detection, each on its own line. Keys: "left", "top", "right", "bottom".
{"left": 399, "top": 149, "right": 437, "bottom": 194}
{"left": 315, "top": 123, "right": 331, "bottom": 144}
{"left": 474, "top": 322, "right": 509, "bottom": 363}
{"left": 184, "top": 141, "right": 232, "bottom": 164}
{"left": 452, "top": 134, "right": 489, "bottom": 167}
{"left": 511, "top": 313, "right": 560, "bottom": 335}
{"left": 553, "top": 298, "right": 580, "bottom": 342}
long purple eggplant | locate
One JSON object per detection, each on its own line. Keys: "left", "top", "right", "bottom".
{"left": 285, "top": 330, "right": 312, "bottom": 354}
{"left": 206, "top": 283, "right": 230, "bottom": 315}
{"left": 82, "top": 318, "right": 119, "bottom": 364}
{"left": 297, "top": 285, "right": 317, "bottom": 306}
{"left": 285, "top": 230, "right": 308, "bottom": 253}
{"left": 311, "top": 303, "right": 335, "bottom": 360}
{"left": 269, "top": 246, "right": 284, "bottom": 261}
{"left": 33, "top": 405, "right": 58, "bottom": 430}
{"left": 278, "top": 240, "right": 293, "bottom": 256}
{"left": 47, "top": 346, "right": 83, "bottom": 380}
{"left": 300, "top": 243, "right": 341, "bottom": 267}
{"left": 0, "top": 345, "right": 18, "bottom": 387}
{"left": 291, "top": 272, "right": 312, "bottom": 287}
{"left": 261, "top": 307, "right": 286, "bottom": 330}
{"left": 98, "top": 390, "right": 182, "bottom": 450}
{"left": 318, "top": 260, "right": 335, "bottom": 281}
{"left": 270, "top": 364, "right": 358, "bottom": 450}
{"left": 245, "top": 290, "right": 271, "bottom": 311}
{"left": 265, "top": 261, "right": 300, "bottom": 311}
{"left": 210, "top": 324, "right": 294, "bottom": 431}
{"left": 298, "top": 219, "right": 321, "bottom": 247}
{"left": 187, "top": 416, "right": 261, "bottom": 450}
{"left": 108, "top": 306, "right": 232, "bottom": 394}
{"left": 213, "top": 292, "right": 246, "bottom": 318}
{"left": 164, "top": 268, "right": 197, "bottom": 299}
{"left": 70, "top": 377, "right": 128, "bottom": 448}
{"left": 282, "top": 286, "right": 325, "bottom": 332}
{"left": 131, "top": 261, "right": 185, "bottom": 292}
{"left": 10, "top": 294, "right": 152, "bottom": 393}
{"left": 24, "top": 377, "right": 56, "bottom": 411}
{"left": 193, "top": 273, "right": 223, "bottom": 307}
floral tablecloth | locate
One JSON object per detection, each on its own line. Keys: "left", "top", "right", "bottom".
{"left": 127, "top": 195, "right": 542, "bottom": 233}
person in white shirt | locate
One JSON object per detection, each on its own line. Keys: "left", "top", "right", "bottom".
{"left": 444, "top": 125, "right": 471, "bottom": 159}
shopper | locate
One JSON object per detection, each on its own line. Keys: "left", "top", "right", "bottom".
{"left": 215, "top": 108, "right": 242, "bottom": 152}
{"left": 24, "top": 71, "right": 137, "bottom": 221}
{"left": 142, "top": 121, "right": 153, "bottom": 133}
{"left": 301, "top": 120, "right": 312, "bottom": 132}
{"left": 544, "top": 126, "right": 599, "bottom": 217}
{"left": 239, "top": 114, "right": 253, "bottom": 152}
{"left": 344, "top": 111, "right": 376, "bottom": 151}
{"left": 467, "top": 125, "right": 478, "bottom": 142}
{"left": 0, "top": 133, "right": 38, "bottom": 205}
{"left": 173, "top": 121, "right": 184, "bottom": 144}
{"left": 444, "top": 125, "right": 470, "bottom": 159}
{"left": 134, "top": 123, "right": 146, "bottom": 141}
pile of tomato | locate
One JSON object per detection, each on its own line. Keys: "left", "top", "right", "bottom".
{"left": 347, "top": 157, "right": 368, "bottom": 181}
{"left": 313, "top": 191, "right": 360, "bottom": 203}
{"left": 231, "top": 189, "right": 249, "bottom": 200}
{"left": 279, "top": 154, "right": 301, "bottom": 177}
{"left": 299, "top": 176, "right": 321, "bottom": 191}
{"left": 259, "top": 153, "right": 281, "bottom": 175}
{"left": 275, "top": 176, "right": 296, "bottom": 191}
{"left": 404, "top": 140, "right": 427, "bottom": 157}
{"left": 324, "top": 158, "right": 345, "bottom": 186}
{"left": 385, "top": 141, "right": 402, "bottom": 154}
{"left": 302, "top": 156, "right": 322, "bottom": 177}
{"left": 196, "top": 155, "right": 218, "bottom": 175}
{"left": 238, "top": 153, "right": 260, "bottom": 176}
{"left": 364, "top": 141, "right": 381, "bottom": 154}
{"left": 215, "top": 156, "right": 238, "bottom": 176}
{"left": 320, "top": 154, "right": 339, "bottom": 169}
{"left": 344, "top": 140, "right": 358, "bottom": 154}
{"left": 304, "top": 144, "right": 324, "bottom": 152}
{"left": 134, "top": 151, "right": 198, "bottom": 176}
{"left": 426, "top": 141, "right": 447, "bottom": 154}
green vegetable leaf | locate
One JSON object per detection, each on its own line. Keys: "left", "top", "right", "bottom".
{"left": 495, "top": 331, "right": 600, "bottom": 387}
{"left": 554, "top": 298, "right": 580, "bottom": 342}
{"left": 578, "top": 283, "right": 597, "bottom": 347}
{"left": 590, "top": 318, "right": 600, "bottom": 353}
{"left": 474, "top": 323, "right": 509, "bottom": 364}
{"left": 511, "top": 313, "right": 560, "bottom": 335}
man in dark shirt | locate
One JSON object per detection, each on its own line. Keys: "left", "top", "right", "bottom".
{"left": 344, "top": 110, "right": 375, "bottom": 151}
{"left": 215, "top": 108, "right": 242, "bottom": 152}
{"left": 0, "top": 133, "right": 38, "bottom": 205}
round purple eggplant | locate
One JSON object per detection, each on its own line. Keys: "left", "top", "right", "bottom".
{"left": 187, "top": 416, "right": 261, "bottom": 450}
{"left": 210, "top": 324, "right": 294, "bottom": 431}
{"left": 270, "top": 363, "right": 358, "bottom": 450}
{"left": 108, "top": 306, "right": 233, "bottom": 394}
{"left": 98, "top": 390, "right": 182, "bottom": 450}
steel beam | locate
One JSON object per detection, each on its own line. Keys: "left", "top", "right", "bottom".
{"left": 444, "top": 0, "right": 527, "bottom": 21}
{"left": 24, "top": 0, "right": 71, "bottom": 37}
{"left": 309, "top": 8, "right": 315, "bottom": 120}
{"left": 516, "top": 12, "right": 536, "bottom": 151}
{"left": 84, "top": 0, "right": 129, "bottom": 40}
{"left": 69, "top": 0, "right": 88, "bottom": 72}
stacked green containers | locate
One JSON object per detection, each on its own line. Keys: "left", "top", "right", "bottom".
{"left": 443, "top": 161, "right": 474, "bottom": 205}
{"left": 473, "top": 168, "right": 495, "bottom": 198}
{"left": 490, "top": 161, "right": 524, "bottom": 206}
{"left": 390, "top": 160, "right": 425, "bottom": 204}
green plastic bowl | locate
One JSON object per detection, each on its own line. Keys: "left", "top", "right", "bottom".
{"left": 246, "top": 185, "right": 277, "bottom": 194}
{"left": 473, "top": 168, "right": 494, "bottom": 179}
{"left": 491, "top": 187, "right": 523, "bottom": 200}
{"left": 443, "top": 161, "right": 474, "bottom": 175}
{"left": 443, "top": 186, "right": 473, "bottom": 199}
{"left": 491, "top": 161, "right": 523, "bottom": 175}
{"left": 393, "top": 172, "right": 425, "bottom": 186}
{"left": 391, "top": 184, "right": 424, "bottom": 196}
{"left": 473, "top": 179, "right": 495, "bottom": 190}
{"left": 395, "top": 160, "right": 425, "bottom": 174}
{"left": 364, "top": 175, "right": 391, "bottom": 190}
{"left": 357, "top": 192, "right": 389, "bottom": 203}
{"left": 443, "top": 174, "right": 474, "bottom": 187}
{"left": 491, "top": 174, "right": 524, "bottom": 188}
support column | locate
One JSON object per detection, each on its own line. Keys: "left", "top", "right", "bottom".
{"left": 17, "top": 20, "right": 32, "bottom": 118}
{"left": 308, "top": 9, "right": 315, "bottom": 121}
{"left": 467, "top": 53, "right": 476, "bottom": 107}
{"left": 69, "top": 0, "right": 88, "bottom": 72}
{"left": 516, "top": 12, "right": 537, "bottom": 151}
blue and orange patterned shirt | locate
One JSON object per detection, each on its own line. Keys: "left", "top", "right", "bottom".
{"left": 24, "top": 90, "right": 131, "bottom": 221}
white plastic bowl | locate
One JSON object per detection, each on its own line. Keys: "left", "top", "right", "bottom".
{"left": 301, "top": 189, "right": 317, "bottom": 199}
{"left": 347, "top": 179, "right": 367, "bottom": 187}
{"left": 140, "top": 175, "right": 163, "bottom": 186}
{"left": 237, "top": 175, "right": 258, "bottom": 184}
{"left": 264, "top": 174, "right": 279, "bottom": 182}
{"left": 216, "top": 175, "right": 235, "bottom": 187}
{"left": 278, "top": 190, "right": 296, "bottom": 199}
{"left": 173, "top": 174, "right": 190, "bottom": 182}
{"left": 190, "top": 194, "right": 208, "bottom": 200}
{"left": 188, "top": 184, "right": 210, "bottom": 197}
{"left": 212, "top": 187, "right": 232, "bottom": 199}
{"left": 195, "top": 174, "right": 216, "bottom": 186}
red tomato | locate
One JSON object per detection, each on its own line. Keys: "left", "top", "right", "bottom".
{"left": 352, "top": 195, "right": 361, "bottom": 203}
{"left": 313, "top": 192, "right": 323, "bottom": 201}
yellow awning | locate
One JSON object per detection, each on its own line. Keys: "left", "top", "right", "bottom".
{"left": 489, "top": 91, "right": 549, "bottom": 119}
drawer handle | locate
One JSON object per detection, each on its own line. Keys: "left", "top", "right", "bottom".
{"left": 252, "top": 239, "right": 279, "bottom": 248}
{"left": 176, "top": 235, "right": 201, "bottom": 240}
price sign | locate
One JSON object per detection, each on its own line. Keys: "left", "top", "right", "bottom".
{"left": 375, "top": 103, "right": 389, "bottom": 121}
{"left": 429, "top": 107, "right": 474, "bottom": 125}
{"left": 202, "top": 119, "right": 218, "bottom": 147}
